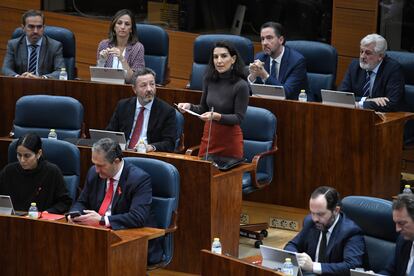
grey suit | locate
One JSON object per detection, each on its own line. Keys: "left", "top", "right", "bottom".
{"left": 2, "top": 34, "right": 64, "bottom": 79}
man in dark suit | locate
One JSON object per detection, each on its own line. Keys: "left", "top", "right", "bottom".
{"left": 247, "top": 21, "right": 307, "bottom": 100}
{"left": 380, "top": 193, "right": 414, "bottom": 276}
{"left": 69, "top": 138, "right": 162, "bottom": 264}
{"left": 339, "top": 33, "right": 405, "bottom": 112}
{"left": 106, "top": 67, "right": 176, "bottom": 152}
{"left": 284, "top": 186, "right": 365, "bottom": 275}
{"left": 1, "top": 9, "right": 64, "bottom": 79}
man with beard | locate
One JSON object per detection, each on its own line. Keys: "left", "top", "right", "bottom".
{"left": 106, "top": 67, "right": 176, "bottom": 152}
{"left": 2, "top": 9, "right": 64, "bottom": 79}
{"left": 380, "top": 193, "right": 414, "bottom": 276}
{"left": 284, "top": 186, "right": 365, "bottom": 275}
{"left": 339, "top": 33, "right": 405, "bottom": 112}
{"left": 247, "top": 21, "right": 307, "bottom": 100}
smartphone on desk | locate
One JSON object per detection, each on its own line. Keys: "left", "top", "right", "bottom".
{"left": 65, "top": 211, "right": 84, "bottom": 221}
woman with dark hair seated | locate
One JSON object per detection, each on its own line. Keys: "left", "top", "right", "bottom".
{"left": 0, "top": 133, "right": 72, "bottom": 214}
{"left": 96, "top": 9, "right": 145, "bottom": 83}
{"left": 178, "top": 41, "right": 250, "bottom": 158}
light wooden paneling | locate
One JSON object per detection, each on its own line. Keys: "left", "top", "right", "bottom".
{"left": 334, "top": 0, "right": 378, "bottom": 11}
{"left": 0, "top": 0, "right": 40, "bottom": 10}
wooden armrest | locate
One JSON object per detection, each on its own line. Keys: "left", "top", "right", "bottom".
{"left": 185, "top": 145, "right": 200, "bottom": 156}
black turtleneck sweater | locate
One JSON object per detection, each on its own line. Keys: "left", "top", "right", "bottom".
{"left": 0, "top": 160, "right": 72, "bottom": 214}
{"left": 190, "top": 70, "right": 249, "bottom": 125}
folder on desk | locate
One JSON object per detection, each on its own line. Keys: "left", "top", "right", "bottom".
{"left": 203, "top": 154, "right": 246, "bottom": 171}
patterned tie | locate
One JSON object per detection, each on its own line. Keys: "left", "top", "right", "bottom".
{"left": 362, "top": 70, "right": 372, "bottom": 97}
{"left": 98, "top": 178, "right": 114, "bottom": 216}
{"left": 28, "top": 44, "right": 38, "bottom": 74}
{"left": 318, "top": 230, "right": 328, "bottom": 263}
{"left": 270, "top": 59, "right": 278, "bottom": 80}
{"left": 128, "top": 107, "right": 145, "bottom": 149}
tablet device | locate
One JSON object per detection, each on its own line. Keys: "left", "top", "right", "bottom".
{"left": 251, "top": 84, "right": 286, "bottom": 100}
{"left": 321, "top": 89, "right": 356, "bottom": 108}
{"left": 89, "top": 129, "right": 127, "bottom": 150}
{"left": 260, "top": 245, "right": 303, "bottom": 276}
{"left": 90, "top": 66, "right": 126, "bottom": 85}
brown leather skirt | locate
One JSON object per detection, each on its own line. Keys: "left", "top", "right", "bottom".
{"left": 198, "top": 121, "right": 243, "bottom": 159}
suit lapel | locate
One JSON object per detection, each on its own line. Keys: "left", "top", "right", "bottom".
{"left": 279, "top": 47, "right": 290, "bottom": 82}
{"left": 18, "top": 37, "right": 29, "bottom": 72}
{"left": 308, "top": 227, "right": 320, "bottom": 260}
{"left": 96, "top": 177, "right": 107, "bottom": 210}
{"left": 38, "top": 36, "right": 48, "bottom": 75}
{"left": 125, "top": 98, "right": 137, "bottom": 139}
{"left": 371, "top": 60, "right": 386, "bottom": 98}
{"left": 147, "top": 98, "right": 158, "bottom": 140}
{"left": 110, "top": 163, "right": 128, "bottom": 212}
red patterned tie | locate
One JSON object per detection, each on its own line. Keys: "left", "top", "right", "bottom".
{"left": 98, "top": 178, "right": 114, "bottom": 216}
{"left": 128, "top": 107, "right": 145, "bottom": 149}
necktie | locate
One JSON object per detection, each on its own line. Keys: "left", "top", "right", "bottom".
{"left": 28, "top": 44, "right": 38, "bottom": 74}
{"left": 362, "top": 71, "right": 372, "bottom": 97}
{"left": 318, "top": 230, "right": 328, "bottom": 263}
{"left": 270, "top": 59, "right": 278, "bottom": 80}
{"left": 128, "top": 107, "right": 145, "bottom": 149}
{"left": 98, "top": 178, "right": 114, "bottom": 216}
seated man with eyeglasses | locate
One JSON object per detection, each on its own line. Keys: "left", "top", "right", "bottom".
{"left": 1, "top": 9, "right": 65, "bottom": 79}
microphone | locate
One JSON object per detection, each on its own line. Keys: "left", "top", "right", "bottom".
{"left": 204, "top": 106, "right": 214, "bottom": 161}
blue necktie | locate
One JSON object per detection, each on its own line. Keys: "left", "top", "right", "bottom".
{"left": 270, "top": 59, "right": 278, "bottom": 80}
{"left": 362, "top": 71, "right": 372, "bottom": 97}
{"left": 28, "top": 44, "right": 38, "bottom": 74}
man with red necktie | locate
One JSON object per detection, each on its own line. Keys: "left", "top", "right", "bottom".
{"left": 69, "top": 138, "right": 162, "bottom": 264}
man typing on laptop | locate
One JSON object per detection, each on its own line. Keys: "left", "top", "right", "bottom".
{"left": 106, "top": 67, "right": 176, "bottom": 152}
{"left": 284, "top": 186, "right": 365, "bottom": 275}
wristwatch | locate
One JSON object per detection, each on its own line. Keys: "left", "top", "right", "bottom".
{"left": 99, "top": 216, "right": 105, "bottom": 226}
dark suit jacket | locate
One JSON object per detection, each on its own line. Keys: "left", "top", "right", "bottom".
{"left": 338, "top": 56, "right": 405, "bottom": 112}
{"left": 106, "top": 97, "right": 176, "bottom": 152}
{"left": 380, "top": 235, "right": 411, "bottom": 276}
{"left": 253, "top": 46, "right": 308, "bottom": 100}
{"left": 70, "top": 161, "right": 162, "bottom": 264}
{"left": 284, "top": 213, "right": 365, "bottom": 275}
{"left": 1, "top": 35, "right": 64, "bottom": 79}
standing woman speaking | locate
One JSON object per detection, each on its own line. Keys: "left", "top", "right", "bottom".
{"left": 178, "top": 41, "right": 249, "bottom": 158}
{"left": 96, "top": 9, "right": 145, "bottom": 83}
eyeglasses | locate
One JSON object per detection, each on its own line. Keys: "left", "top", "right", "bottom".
{"left": 26, "top": 24, "right": 44, "bottom": 30}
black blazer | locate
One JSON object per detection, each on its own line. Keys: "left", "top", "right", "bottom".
{"left": 339, "top": 56, "right": 405, "bottom": 112}
{"left": 380, "top": 235, "right": 411, "bottom": 276}
{"left": 106, "top": 97, "right": 176, "bottom": 152}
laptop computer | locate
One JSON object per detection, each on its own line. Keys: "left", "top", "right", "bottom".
{"left": 89, "top": 66, "right": 126, "bottom": 85}
{"left": 321, "top": 89, "right": 357, "bottom": 108}
{"left": 89, "top": 129, "right": 127, "bottom": 150}
{"left": 350, "top": 269, "right": 386, "bottom": 276}
{"left": 0, "top": 195, "right": 15, "bottom": 215}
{"left": 251, "top": 84, "right": 286, "bottom": 100}
{"left": 260, "top": 245, "right": 303, "bottom": 276}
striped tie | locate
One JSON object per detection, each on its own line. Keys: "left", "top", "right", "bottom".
{"left": 28, "top": 44, "right": 38, "bottom": 74}
{"left": 362, "top": 71, "right": 372, "bottom": 97}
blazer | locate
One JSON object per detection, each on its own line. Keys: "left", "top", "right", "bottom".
{"left": 106, "top": 97, "right": 176, "bottom": 152}
{"left": 2, "top": 35, "right": 64, "bottom": 79}
{"left": 70, "top": 161, "right": 162, "bottom": 264}
{"left": 284, "top": 213, "right": 365, "bottom": 275}
{"left": 338, "top": 56, "right": 405, "bottom": 112}
{"left": 253, "top": 45, "right": 308, "bottom": 100}
{"left": 380, "top": 235, "right": 412, "bottom": 276}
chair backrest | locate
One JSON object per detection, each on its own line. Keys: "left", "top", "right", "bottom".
{"left": 124, "top": 157, "right": 180, "bottom": 267}
{"left": 8, "top": 138, "right": 80, "bottom": 200}
{"left": 386, "top": 51, "right": 414, "bottom": 144}
{"left": 342, "top": 196, "right": 398, "bottom": 272}
{"left": 188, "top": 34, "right": 254, "bottom": 91}
{"left": 136, "top": 23, "right": 169, "bottom": 85}
{"left": 174, "top": 110, "right": 185, "bottom": 152}
{"left": 12, "top": 26, "right": 76, "bottom": 80}
{"left": 240, "top": 106, "right": 277, "bottom": 194}
{"left": 13, "top": 95, "right": 84, "bottom": 139}
{"left": 285, "top": 40, "right": 337, "bottom": 102}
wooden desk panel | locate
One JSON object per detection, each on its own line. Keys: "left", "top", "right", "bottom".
{"left": 0, "top": 215, "right": 161, "bottom": 276}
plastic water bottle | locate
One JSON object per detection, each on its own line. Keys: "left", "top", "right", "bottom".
{"left": 298, "top": 89, "right": 307, "bottom": 102}
{"left": 48, "top": 129, "right": 58, "bottom": 140}
{"left": 59, "top": 68, "right": 68, "bottom": 80}
{"left": 211, "top": 237, "right": 222, "bottom": 254}
{"left": 281, "top": 257, "right": 294, "bottom": 276}
{"left": 403, "top": 184, "right": 413, "bottom": 194}
{"left": 28, "top": 202, "right": 39, "bottom": 219}
{"left": 137, "top": 139, "right": 147, "bottom": 153}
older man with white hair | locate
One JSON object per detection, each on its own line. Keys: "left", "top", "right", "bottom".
{"left": 339, "top": 33, "right": 405, "bottom": 112}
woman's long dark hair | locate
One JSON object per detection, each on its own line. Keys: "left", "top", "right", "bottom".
{"left": 108, "top": 9, "right": 139, "bottom": 45}
{"left": 204, "top": 41, "right": 246, "bottom": 83}
{"left": 16, "top": 133, "right": 42, "bottom": 154}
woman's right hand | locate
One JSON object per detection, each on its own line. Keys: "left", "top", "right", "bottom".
{"left": 177, "top": 103, "right": 191, "bottom": 113}
{"left": 99, "top": 48, "right": 110, "bottom": 60}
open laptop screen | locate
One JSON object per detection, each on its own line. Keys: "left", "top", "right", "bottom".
{"left": 260, "top": 245, "right": 303, "bottom": 276}
{"left": 0, "top": 195, "right": 15, "bottom": 215}
{"left": 89, "top": 129, "right": 127, "bottom": 150}
{"left": 89, "top": 66, "right": 126, "bottom": 85}
{"left": 321, "top": 89, "right": 356, "bottom": 108}
{"left": 251, "top": 84, "right": 286, "bottom": 100}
